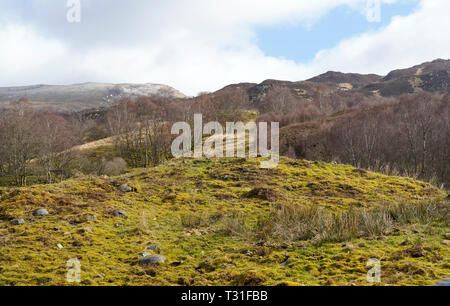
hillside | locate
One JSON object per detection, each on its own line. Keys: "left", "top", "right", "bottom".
{"left": 0, "top": 83, "right": 186, "bottom": 112}
{"left": 363, "top": 59, "right": 450, "bottom": 96}
{"left": 0, "top": 157, "right": 448, "bottom": 286}
{"left": 222, "top": 59, "right": 450, "bottom": 104}
{"left": 308, "top": 71, "right": 382, "bottom": 89}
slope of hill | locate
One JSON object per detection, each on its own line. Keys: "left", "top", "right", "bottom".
{"left": 222, "top": 59, "right": 450, "bottom": 105}
{"left": 0, "top": 157, "right": 448, "bottom": 286}
{"left": 0, "top": 83, "right": 186, "bottom": 112}
{"left": 363, "top": 59, "right": 450, "bottom": 96}
{"left": 308, "top": 71, "right": 382, "bottom": 89}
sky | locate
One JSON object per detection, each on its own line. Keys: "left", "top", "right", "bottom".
{"left": 0, "top": 0, "right": 449, "bottom": 96}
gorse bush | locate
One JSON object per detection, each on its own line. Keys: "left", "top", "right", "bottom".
{"left": 258, "top": 199, "right": 448, "bottom": 244}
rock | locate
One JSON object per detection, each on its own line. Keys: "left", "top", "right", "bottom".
{"left": 145, "top": 245, "right": 159, "bottom": 251}
{"left": 344, "top": 243, "right": 355, "bottom": 252}
{"left": 442, "top": 240, "right": 450, "bottom": 246}
{"left": 85, "top": 214, "right": 97, "bottom": 221}
{"left": 11, "top": 219, "right": 25, "bottom": 225}
{"left": 445, "top": 233, "right": 450, "bottom": 240}
{"left": 111, "top": 210, "right": 128, "bottom": 218}
{"left": 118, "top": 184, "right": 132, "bottom": 193}
{"left": 93, "top": 274, "right": 105, "bottom": 280}
{"left": 33, "top": 208, "right": 49, "bottom": 217}
{"left": 436, "top": 278, "right": 450, "bottom": 286}
{"left": 139, "top": 255, "right": 166, "bottom": 266}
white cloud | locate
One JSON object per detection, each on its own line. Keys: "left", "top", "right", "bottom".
{"left": 311, "top": 0, "right": 450, "bottom": 75}
{"left": 0, "top": 0, "right": 449, "bottom": 96}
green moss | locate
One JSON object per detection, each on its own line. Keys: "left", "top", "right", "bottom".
{"left": 0, "top": 157, "right": 448, "bottom": 286}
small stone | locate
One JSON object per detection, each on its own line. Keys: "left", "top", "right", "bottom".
{"left": 139, "top": 255, "right": 166, "bottom": 266}
{"left": 145, "top": 245, "right": 159, "bottom": 251}
{"left": 33, "top": 209, "right": 49, "bottom": 217}
{"left": 85, "top": 214, "right": 97, "bottom": 222}
{"left": 57, "top": 244, "right": 64, "bottom": 249}
{"left": 442, "top": 240, "right": 450, "bottom": 246}
{"left": 111, "top": 210, "right": 128, "bottom": 218}
{"left": 444, "top": 233, "right": 450, "bottom": 240}
{"left": 118, "top": 184, "right": 133, "bottom": 193}
{"left": 344, "top": 243, "right": 355, "bottom": 252}
{"left": 93, "top": 274, "right": 105, "bottom": 280}
{"left": 11, "top": 219, "right": 25, "bottom": 225}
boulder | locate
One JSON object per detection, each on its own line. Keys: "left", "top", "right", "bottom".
{"left": 111, "top": 210, "right": 128, "bottom": 218}
{"left": 118, "top": 184, "right": 132, "bottom": 193}
{"left": 11, "top": 219, "right": 25, "bottom": 225}
{"left": 33, "top": 209, "right": 49, "bottom": 217}
{"left": 85, "top": 214, "right": 97, "bottom": 221}
{"left": 139, "top": 255, "right": 166, "bottom": 266}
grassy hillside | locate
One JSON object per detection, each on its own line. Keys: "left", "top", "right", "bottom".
{"left": 0, "top": 157, "right": 448, "bottom": 286}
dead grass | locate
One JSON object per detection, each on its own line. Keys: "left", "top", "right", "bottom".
{"left": 258, "top": 199, "right": 449, "bottom": 244}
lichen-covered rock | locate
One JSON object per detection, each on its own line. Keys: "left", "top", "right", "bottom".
{"left": 145, "top": 245, "right": 159, "bottom": 251}
{"left": 11, "top": 219, "right": 25, "bottom": 225}
{"left": 33, "top": 209, "right": 49, "bottom": 217}
{"left": 139, "top": 255, "right": 166, "bottom": 266}
{"left": 111, "top": 210, "right": 128, "bottom": 218}
{"left": 85, "top": 214, "right": 97, "bottom": 221}
{"left": 118, "top": 184, "right": 132, "bottom": 193}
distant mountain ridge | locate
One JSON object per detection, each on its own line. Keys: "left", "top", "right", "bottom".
{"left": 361, "top": 59, "right": 450, "bottom": 96}
{"left": 222, "top": 58, "right": 450, "bottom": 103}
{"left": 0, "top": 82, "right": 186, "bottom": 112}
{"left": 307, "top": 71, "right": 382, "bottom": 88}
{"left": 1, "top": 59, "right": 448, "bottom": 112}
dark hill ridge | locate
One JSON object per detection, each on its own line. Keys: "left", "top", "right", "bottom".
{"left": 308, "top": 71, "right": 382, "bottom": 88}
{"left": 221, "top": 59, "right": 450, "bottom": 102}
{"left": 1, "top": 59, "right": 449, "bottom": 112}
{"left": 382, "top": 59, "right": 450, "bottom": 81}
{"left": 363, "top": 59, "right": 450, "bottom": 96}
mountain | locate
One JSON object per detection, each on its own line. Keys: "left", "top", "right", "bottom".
{"left": 1, "top": 59, "right": 448, "bottom": 113}
{"left": 0, "top": 82, "right": 186, "bottom": 112}
{"left": 218, "top": 59, "right": 450, "bottom": 105}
